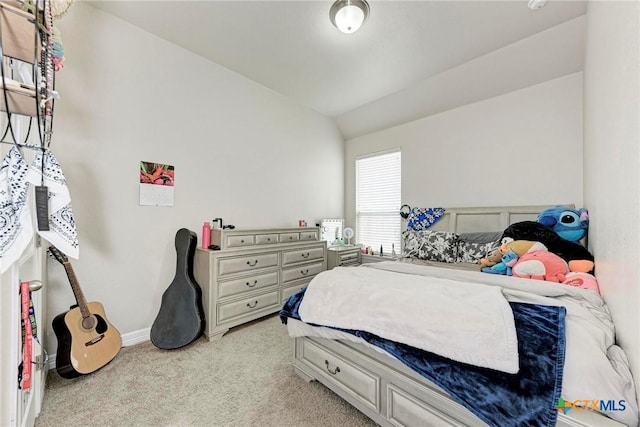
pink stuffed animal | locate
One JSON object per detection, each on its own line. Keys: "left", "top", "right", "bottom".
{"left": 512, "top": 250, "right": 569, "bottom": 283}
{"left": 562, "top": 272, "right": 601, "bottom": 295}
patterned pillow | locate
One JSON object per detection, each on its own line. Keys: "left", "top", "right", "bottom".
{"left": 457, "top": 240, "right": 501, "bottom": 264}
{"left": 402, "top": 230, "right": 459, "bottom": 263}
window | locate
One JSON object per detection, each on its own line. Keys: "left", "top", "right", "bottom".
{"left": 356, "top": 149, "right": 401, "bottom": 255}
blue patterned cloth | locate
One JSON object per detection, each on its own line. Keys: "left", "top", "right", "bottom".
{"left": 407, "top": 207, "right": 445, "bottom": 231}
{"left": 281, "top": 288, "right": 566, "bottom": 427}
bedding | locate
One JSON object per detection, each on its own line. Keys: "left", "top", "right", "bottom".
{"left": 282, "top": 262, "right": 639, "bottom": 427}
{"left": 297, "top": 266, "right": 519, "bottom": 373}
{"left": 283, "top": 289, "right": 566, "bottom": 427}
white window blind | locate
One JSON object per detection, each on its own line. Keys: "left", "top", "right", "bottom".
{"left": 356, "top": 150, "right": 401, "bottom": 255}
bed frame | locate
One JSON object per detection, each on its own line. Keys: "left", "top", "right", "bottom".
{"left": 292, "top": 205, "right": 625, "bottom": 427}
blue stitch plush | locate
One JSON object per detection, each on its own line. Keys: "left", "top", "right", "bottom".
{"left": 537, "top": 206, "right": 589, "bottom": 243}
{"left": 481, "top": 249, "right": 519, "bottom": 276}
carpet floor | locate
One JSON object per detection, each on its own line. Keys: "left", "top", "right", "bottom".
{"left": 34, "top": 314, "right": 377, "bottom": 427}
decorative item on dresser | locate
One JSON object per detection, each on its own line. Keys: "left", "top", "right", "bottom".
{"left": 327, "top": 245, "right": 361, "bottom": 269}
{"left": 194, "top": 227, "right": 326, "bottom": 340}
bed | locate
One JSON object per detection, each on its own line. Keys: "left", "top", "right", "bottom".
{"left": 279, "top": 205, "right": 638, "bottom": 427}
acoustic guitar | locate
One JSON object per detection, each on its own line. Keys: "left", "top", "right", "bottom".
{"left": 49, "top": 246, "right": 122, "bottom": 379}
{"left": 150, "top": 228, "right": 205, "bottom": 349}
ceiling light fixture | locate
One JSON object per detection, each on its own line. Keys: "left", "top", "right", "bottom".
{"left": 527, "top": 0, "right": 548, "bottom": 10}
{"left": 329, "top": 0, "right": 370, "bottom": 34}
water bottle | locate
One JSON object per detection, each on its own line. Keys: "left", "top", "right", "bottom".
{"left": 202, "top": 222, "right": 211, "bottom": 249}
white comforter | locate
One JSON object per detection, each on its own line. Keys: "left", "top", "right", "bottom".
{"left": 294, "top": 262, "right": 639, "bottom": 427}
{"left": 299, "top": 265, "right": 519, "bottom": 373}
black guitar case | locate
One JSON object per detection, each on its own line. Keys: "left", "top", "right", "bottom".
{"left": 151, "top": 228, "right": 205, "bottom": 349}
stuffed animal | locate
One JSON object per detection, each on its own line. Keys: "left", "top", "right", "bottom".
{"left": 537, "top": 206, "right": 589, "bottom": 243}
{"left": 501, "top": 221, "right": 594, "bottom": 273}
{"left": 562, "top": 272, "right": 601, "bottom": 295}
{"left": 481, "top": 249, "right": 518, "bottom": 275}
{"left": 512, "top": 250, "right": 569, "bottom": 283}
{"left": 478, "top": 239, "right": 547, "bottom": 268}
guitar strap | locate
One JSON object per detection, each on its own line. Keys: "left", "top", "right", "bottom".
{"left": 18, "top": 281, "right": 38, "bottom": 390}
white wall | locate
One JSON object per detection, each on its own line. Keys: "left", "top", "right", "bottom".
{"left": 46, "top": 3, "right": 343, "bottom": 351}
{"left": 345, "top": 73, "right": 584, "bottom": 230}
{"left": 583, "top": 0, "right": 640, "bottom": 402}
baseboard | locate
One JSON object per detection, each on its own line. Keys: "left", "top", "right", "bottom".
{"left": 47, "top": 327, "right": 150, "bottom": 371}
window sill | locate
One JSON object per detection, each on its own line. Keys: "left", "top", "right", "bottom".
{"left": 361, "top": 254, "right": 398, "bottom": 264}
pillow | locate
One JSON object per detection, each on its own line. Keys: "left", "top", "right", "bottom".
{"left": 458, "top": 231, "right": 503, "bottom": 244}
{"left": 403, "top": 230, "right": 459, "bottom": 263}
{"left": 457, "top": 240, "right": 501, "bottom": 263}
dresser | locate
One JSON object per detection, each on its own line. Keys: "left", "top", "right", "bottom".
{"left": 193, "top": 227, "right": 327, "bottom": 340}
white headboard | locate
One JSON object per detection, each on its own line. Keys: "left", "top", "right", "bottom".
{"left": 424, "top": 204, "right": 574, "bottom": 234}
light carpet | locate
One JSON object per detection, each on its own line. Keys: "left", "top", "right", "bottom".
{"left": 34, "top": 314, "right": 377, "bottom": 427}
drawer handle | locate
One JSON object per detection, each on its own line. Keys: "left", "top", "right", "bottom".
{"left": 301, "top": 252, "right": 310, "bottom": 259}
{"left": 267, "top": 238, "right": 272, "bottom": 242}
{"left": 246, "top": 280, "right": 258, "bottom": 287}
{"left": 247, "top": 260, "right": 259, "bottom": 267}
{"left": 240, "top": 239, "right": 245, "bottom": 243}
{"left": 300, "top": 269, "right": 309, "bottom": 275}
{"left": 289, "top": 236, "right": 293, "bottom": 240}
{"left": 325, "top": 360, "right": 340, "bottom": 375}
{"left": 246, "top": 300, "right": 259, "bottom": 309}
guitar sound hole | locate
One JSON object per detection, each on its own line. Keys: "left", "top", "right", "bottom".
{"left": 82, "top": 314, "right": 108, "bottom": 334}
{"left": 82, "top": 315, "right": 96, "bottom": 330}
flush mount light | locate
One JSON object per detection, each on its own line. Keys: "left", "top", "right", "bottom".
{"left": 329, "top": 0, "right": 370, "bottom": 34}
{"left": 527, "top": 0, "right": 548, "bottom": 10}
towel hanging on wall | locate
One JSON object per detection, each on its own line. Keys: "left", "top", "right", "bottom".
{"left": 26, "top": 150, "right": 79, "bottom": 259}
{"left": 0, "top": 146, "right": 34, "bottom": 273}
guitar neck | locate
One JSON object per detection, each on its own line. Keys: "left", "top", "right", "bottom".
{"left": 63, "top": 262, "right": 90, "bottom": 319}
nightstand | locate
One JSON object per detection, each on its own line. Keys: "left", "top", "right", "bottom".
{"left": 327, "top": 245, "right": 362, "bottom": 269}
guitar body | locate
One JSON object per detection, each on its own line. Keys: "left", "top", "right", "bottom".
{"left": 52, "top": 301, "right": 122, "bottom": 379}
{"left": 150, "top": 228, "right": 205, "bottom": 350}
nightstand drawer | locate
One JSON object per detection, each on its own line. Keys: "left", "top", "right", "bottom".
{"left": 282, "top": 246, "right": 325, "bottom": 265}
{"left": 282, "top": 262, "right": 324, "bottom": 283}
{"left": 217, "top": 290, "right": 280, "bottom": 323}
{"left": 338, "top": 251, "right": 360, "bottom": 264}
{"left": 218, "top": 271, "right": 279, "bottom": 299}
{"left": 218, "top": 253, "right": 279, "bottom": 276}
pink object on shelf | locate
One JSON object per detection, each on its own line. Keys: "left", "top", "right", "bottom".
{"left": 201, "top": 222, "right": 211, "bottom": 249}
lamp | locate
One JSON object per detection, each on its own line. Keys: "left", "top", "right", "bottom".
{"left": 329, "top": 0, "right": 370, "bottom": 34}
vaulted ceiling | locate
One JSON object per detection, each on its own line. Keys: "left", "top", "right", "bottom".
{"left": 88, "top": 1, "right": 587, "bottom": 138}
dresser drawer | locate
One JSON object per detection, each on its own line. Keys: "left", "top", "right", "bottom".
{"left": 282, "top": 246, "right": 325, "bottom": 265}
{"left": 226, "top": 234, "right": 255, "bottom": 248}
{"left": 218, "top": 253, "right": 279, "bottom": 276}
{"left": 300, "top": 338, "right": 379, "bottom": 411}
{"left": 218, "top": 271, "right": 279, "bottom": 299}
{"left": 282, "top": 261, "right": 325, "bottom": 283}
{"left": 300, "top": 230, "right": 318, "bottom": 241}
{"left": 279, "top": 232, "right": 300, "bottom": 243}
{"left": 281, "top": 277, "right": 311, "bottom": 302}
{"left": 255, "top": 233, "right": 278, "bottom": 245}
{"left": 217, "top": 290, "right": 280, "bottom": 323}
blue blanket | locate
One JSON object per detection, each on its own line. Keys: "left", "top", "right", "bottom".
{"left": 280, "top": 288, "right": 566, "bottom": 427}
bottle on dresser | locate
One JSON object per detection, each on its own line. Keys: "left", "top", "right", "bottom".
{"left": 201, "top": 222, "right": 211, "bottom": 249}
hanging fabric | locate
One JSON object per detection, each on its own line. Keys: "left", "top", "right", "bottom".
{"left": 19, "top": 281, "right": 33, "bottom": 390}
{"left": 26, "top": 150, "right": 79, "bottom": 258}
{"left": 406, "top": 207, "right": 445, "bottom": 231}
{"left": 0, "top": 146, "right": 34, "bottom": 273}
